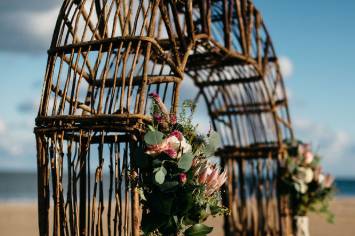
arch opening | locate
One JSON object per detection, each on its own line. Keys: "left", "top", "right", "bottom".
{"left": 35, "top": 0, "right": 294, "bottom": 235}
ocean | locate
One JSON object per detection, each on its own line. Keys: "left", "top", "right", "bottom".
{"left": 0, "top": 172, "right": 354, "bottom": 202}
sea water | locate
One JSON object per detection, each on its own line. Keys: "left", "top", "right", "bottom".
{"left": 0, "top": 172, "right": 354, "bottom": 202}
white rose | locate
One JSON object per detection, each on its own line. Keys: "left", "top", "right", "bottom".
{"left": 165, "top": 135, "right": 181, "bottom": 151}
{"left": 294, "top": 181, "right": 308, "bottom": 194}
{"left": 296, "top": 167, "right": 314, "bottom": 184}
{"left": 180, "top": 137, "right": 192, "bottom": 154}
{"left": 318, "top": 173, "right": 325, "bottom": 184}
{"left": 165, "top": 136, "right": 191, "bottom": 158}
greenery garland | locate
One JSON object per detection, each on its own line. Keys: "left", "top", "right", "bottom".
{"left": 280, "top": 141, "right": 335, "bottom": 222}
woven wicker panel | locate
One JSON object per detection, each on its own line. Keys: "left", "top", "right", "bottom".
{"left": 35, "top": 0, "right": 294, "bottom": 235}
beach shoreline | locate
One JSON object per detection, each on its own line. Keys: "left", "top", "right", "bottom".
{"left": 0, "top": 197, "right": 354, "bottom": 236}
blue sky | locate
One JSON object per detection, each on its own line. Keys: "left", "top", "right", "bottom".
{"left": 0, "top": 0, "right": 354, "bottom": 177}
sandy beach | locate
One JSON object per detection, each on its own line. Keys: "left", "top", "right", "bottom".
{"left": 0, "top": 197, "right": 354, "bottom": 236}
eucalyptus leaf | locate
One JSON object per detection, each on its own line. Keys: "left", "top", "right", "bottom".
{"left": 161, "top": 166, "right": 167, "bottom": 175}
{"left": 173, "top": 216, "right": 179, "bottom": 224}
{"left": 147, "top": 125, "right": 156, "bottom": 131}
{"left": 138, "top": 188, "right": 147, "bottom": 201}
{"left": 209, "top": 131, "right": 221, "bottom": 147}
{"left": 152, "top": 159, "right": 162, "bottom": 167}
{"left": 210, "top": 205, "right": 222, "bottom": 215}
{"left": 184, "top": 224, "right": 213, "bottom": 236}
{"left": 154, "top": 166, "right": 167, "bottom": 185}
{"left": 178, "top": 152, "right": 193, "bottom": 171}
{"left": 204, "top": 131, "right": 221, "bottom": 156}
{"left": 144, "top": 130, "right": 164, "bottom": 145}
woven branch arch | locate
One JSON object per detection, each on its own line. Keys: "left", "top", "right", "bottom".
{"left": 35, "top": 0, "right": 294, "bottom": 235}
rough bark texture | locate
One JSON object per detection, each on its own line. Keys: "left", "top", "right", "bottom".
{"left": 35, "top": 0, "right": 294, "bottom": 235}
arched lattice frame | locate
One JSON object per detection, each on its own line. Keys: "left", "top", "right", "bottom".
{"left": 35, "top": 0, "right": 294, "bottom": 235}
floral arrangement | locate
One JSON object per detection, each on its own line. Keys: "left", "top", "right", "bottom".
{"left": 280, "top": 141, "right": 335, "bottom": 222}
{"left": 136, "top": 93, "right": 228, "bottom": 236}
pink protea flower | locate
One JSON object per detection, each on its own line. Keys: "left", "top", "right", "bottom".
{"left": 206, "top": 169, "right": 227, "bottom": 196}
{"left": 198, "top": 167, "right": 211, "bottom": 184}
{"left": 179, "top": 173, "right": 187, "bottom": 184}
{"left": 196, "top": 163, "right": 227, "bottom": 196}
{"left": 323, "top": 174, "right": 334, "bottom": 188}
{"left": 192, "top": 158, "right": 200, "bottom": 168}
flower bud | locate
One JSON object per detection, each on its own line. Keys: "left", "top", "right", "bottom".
{"left": 179, "top": 173, "right": 187, "bottom": 184}
{"left": 170, "top": 114, "right": 177, "bottom": 124}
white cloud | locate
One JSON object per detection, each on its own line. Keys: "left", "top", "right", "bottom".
{"left": 21, "top": 7, "right": 59, "bottom": 41}
{"left": 0, "top": 117, "right": 36, "bottom": 171}
{"left": 294, "top": 117, "right": 355, "bottom": 177}
{"left": 0, "top": 116, "right": 34, "bottom": 154}
{"left": 0, "top": 5, "right": 60, "bottom": 52}
{"left": 286, "top": 87, "right": 293, "bottom": 99}
{"left": 279, "top": 56, "right": 294, "bottom": 78}
{"left": 0, "top": 118, "right": 6, "bottom": 135}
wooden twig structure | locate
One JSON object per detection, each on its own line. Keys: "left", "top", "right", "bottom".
{"left": 35, "top": 0, "right": 294, "bottom": 235}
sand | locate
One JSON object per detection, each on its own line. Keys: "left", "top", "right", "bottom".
{"left": 0, "top": 198, "right": 354, "bottom": 236}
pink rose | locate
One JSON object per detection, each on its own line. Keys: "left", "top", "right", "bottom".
{"left": 196, "top": 163, "right": 227, "bottom": 196}
{"left": 145, "top": 131, "right": 191, "bottom": 159}
{"left": 145, "top": 142, "right": 168, "bottom": 156}
{"left": 165, "top": 133, "right": 191, "bottom": 158}
{"left": 304, "top": 151, "right": 314, "bottom": 164}
{"left": 169, "top": 130, "right": 184, "bottom": 141}
{"left": 163, "top": 147, "right": 177, "bottom": 159}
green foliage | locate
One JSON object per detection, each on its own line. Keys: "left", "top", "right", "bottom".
{"left": 154, "top": 166, "right": 167, "bottom": 185}
{"left": 184, "top": 224, "right": 213, "bottom": 236}
{"left": 144, "top": 130, "right": 164, "bottom": 145}
{"left": 135, "top": 147, "right": 149, "bottom": 169}
{"left": 178, "top": 152, "right": 193, "bottom": 171}
{"left": 138, "top": 97, "right": 227, "bottom": 236}
{"left": 160, "top": 181, "right": 179, "bottom": 192}
{"left": 280, "top": 141, "right": 335, "bottom": 223}
{"left": 203, "top": 131, "right": 221, "bottom": 157}
{"left": 178, "top": 100, "right": 197, "bottom": 141}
